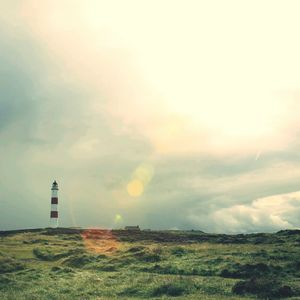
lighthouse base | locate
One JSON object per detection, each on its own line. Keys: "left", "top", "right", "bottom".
{"left": 50, "top": 218, "right": 58, "bottom": 228}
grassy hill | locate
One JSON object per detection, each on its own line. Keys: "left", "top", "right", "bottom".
{"left": 0, "top": 228, "right": 299, "bottom": 299}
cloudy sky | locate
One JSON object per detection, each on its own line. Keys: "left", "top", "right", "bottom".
{"left": 1, "top": 0, "right": 300, "bottom": 232}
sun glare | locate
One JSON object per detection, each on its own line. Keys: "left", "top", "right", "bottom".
{"left": 22, "top": 0, "right": 300, "bottom": 155}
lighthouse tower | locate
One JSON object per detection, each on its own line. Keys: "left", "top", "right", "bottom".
{"left": 50, "top": 180, "right": 59, "bottom": 228}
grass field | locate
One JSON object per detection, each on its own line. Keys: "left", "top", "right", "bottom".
{"left": 0, "top": 228, "right": 299, "bottom": 299}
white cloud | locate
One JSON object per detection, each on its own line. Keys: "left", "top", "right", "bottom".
{"left": 189, "top": 191, "right": 300, "bottom": 233}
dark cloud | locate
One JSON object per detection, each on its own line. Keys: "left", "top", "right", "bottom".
{"left": 0, "top": 36, "right": 38, "bottom": 136}
{"left": 0, "top": 23, "right": 152, "bottom": 230}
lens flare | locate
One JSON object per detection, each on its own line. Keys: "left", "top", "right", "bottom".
{"left": 127, "top": 179, "right": 144, "bottom": 197}
{"left": 81, "top": 229, "right": 120, "bottom": 254}
{"left": 133, "top": 163, "right": 154, "bottom": 185}
{"left": 114, "top": 213, "right": 123, "bottom": 224}
{"left": 126, "top": 163, "right": 155, "bottom": 197}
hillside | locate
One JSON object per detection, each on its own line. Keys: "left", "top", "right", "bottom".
{"left": 0, "top": 228, "right": 299, "bottom": 299}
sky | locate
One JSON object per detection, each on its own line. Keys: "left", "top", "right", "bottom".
{"left": 1, "top": 0, "right": 300, "bottom": 232}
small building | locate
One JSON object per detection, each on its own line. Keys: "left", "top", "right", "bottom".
{"left": 124, "top": 225, "right": 140, "bottom": 231}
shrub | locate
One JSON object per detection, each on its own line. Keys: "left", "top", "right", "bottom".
{"left": 133, "top": 250, "right": 161, "bottom": 262}
{"left": 0, "top": 275, "right": 13, "bottom": 285}
{"left": 61, "top": 235, "right": 82, "bottom": 241}
{"left": 220, "top": 263, "right": 271, "bottom": 278}
{"left": 152, "top": 247, "right": 163, "bottom": 255}
{"left": 151, "top": 283, "right": 186, "bottom": 297}
{"left": 127, "top": 246, "right": 145, "bottom": 253}
{"left": 63, "top": 255, "right": 95, "bottom": 267}
{"left": 33, "top": 248, "right": 83, "bottom": 261}
{"left": 251, "top": 250, "right": 268, "bottom": 258}
{"left": 42, "top": 228, "right": 81, "bottom": 235}
{"left": 277, "top": 286, "right": 294, "bottom": 298}
{"left": 23, "top": 239, "right": 48, "bottom": 244}
{"left": 98, "top": 264, "right": 116, "bottom": 272}
{"left": 51, "top": 266, "right": 74, "bottom": 273}
{"left": 0, "top": 257, "right": 25, "bottom": 273}
{"left": 276, "top": 230, "right": 300, "bottom": 236}
{"left": 140, "top": 253, "right": 161, "bottom": 262}
{"left": 232, "top": 277, "right": 294, "bottom": 298}
{"left": 63, "top": 253, "right": 105, "bottom": 268}
{"left": 33, "top": 248, "right": 54, "bottom": 261}
{"left": 171, "top": 247, "right": 187, "bottom": 256}
{"left": 142, "top": 264, "right": 215, "bottom": 276}
{"left": 142, "top": 264, "right": 183, "bottom": 275}
{"left": 118, "top": 286, "right": 140, "bottom": 296}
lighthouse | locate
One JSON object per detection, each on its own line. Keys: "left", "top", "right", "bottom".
{"left": 50, "top": 180, "right": 59, "bottom": 228}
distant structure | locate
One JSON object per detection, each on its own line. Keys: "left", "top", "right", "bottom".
{"left": 50, "top": 181, "right": 59, "bottom": 228}
{"left": 124, "top": 225, "right": 140, "bottom": 231}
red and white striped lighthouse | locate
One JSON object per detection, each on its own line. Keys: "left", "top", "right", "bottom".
{"left": 50, "top": 180, "right": 59, "bottom": 228}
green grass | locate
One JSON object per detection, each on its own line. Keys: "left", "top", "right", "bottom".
{"left": 0, "top": 228, "right": 299, "bottom": 299}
